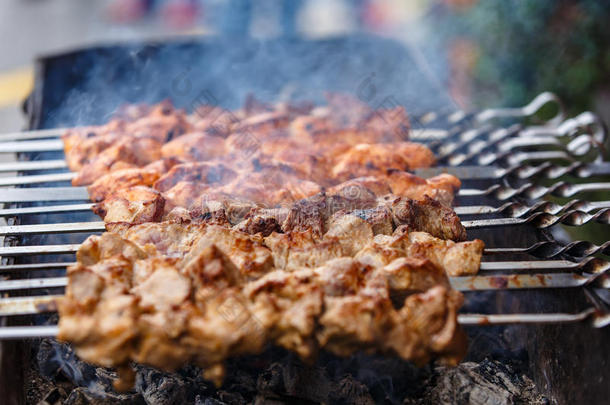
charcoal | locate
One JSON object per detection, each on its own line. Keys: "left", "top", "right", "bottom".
{"left": 31, "top": 340, "right": 547, "bottom": 404}
{"left": 217, "top": 390, "right": 247, "bottom": 404}
{"left": 37, "top": 340, "right": 97, "bottom": 386}
{"left": 329, "top": 375, "right": 375, "bottom": 405}
{"left": 63, "top": 387, "right": 143, "bottom": 405}
{"left": 195, "top": 396, "right": 227, "bottom": 405}
{"left": 256, "top": 363, "right": 285, "bottom": 396}
{"left": 37, "top": 387, "right": 67, "bottom": 405}
{"left": 253, "top": 396, "right": 288, "bottom": 405}
{"left": 135, "top": 367, "right": 188, "bottom": 405}
{"left": 282, "top": 362, "right": 332, "bottom": 402}
{"left": 420, "top": 359, "right": 548, "bottom": 405}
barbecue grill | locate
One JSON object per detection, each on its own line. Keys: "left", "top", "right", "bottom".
{"left": 0, "top": 37, "right": 609, "bottom": 404}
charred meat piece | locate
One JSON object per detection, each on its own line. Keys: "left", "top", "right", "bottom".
{"left": 381, "top": 195, "right": 467, "bottom": 241}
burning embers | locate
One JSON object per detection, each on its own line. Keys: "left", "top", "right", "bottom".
{"left": 56, "top": 94, "right": 484, "bottom": 390}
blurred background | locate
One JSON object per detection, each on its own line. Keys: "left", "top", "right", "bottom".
{"left": 2, "top": 0, "right": 610, "bottom": 125}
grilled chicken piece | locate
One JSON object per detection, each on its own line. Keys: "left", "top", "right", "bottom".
{"left": 356, "top": 226, "right": 483, "bottom": 276}
{"left": 331, "top": 143, "right": 436, "bottom": 181}
{"left": 76, "top": 232, "right": 148, "bottom": 266}
{"left": 63, "top": 124, "right": 124, "bottom": 171}
{"left": 60, "top": 223, "right": 468, "bottom": 389}
{"left": 93, "top": 186, "right": 165, "bottom": 224}
{"left": 72, "top": 137, "right": 163, "bottom": 186}
{"left": 219, "top": 170, "right": 323, "bottom": 206}
{"left": 264, "top": 231, "right": 345, "bottom": 271}
{"left": 88, "top": 167, "right": 162, "bottom": 202}
{"left": 154, "top": 162, "right": 238, "bottom": 193}
{"left": 124, "top": 102, "right": 192, "bottom": 143}
{"left": 190, "top": 105, "right": 239, "bottom": 136}
{"left": 391, "top": 227, "right": 484, "bottom": 276}
{"left": 385, "top": 171, "right": 461, "bottom": 206}
{"left": 161, "top": 132, "right": 227, "bottom": 161}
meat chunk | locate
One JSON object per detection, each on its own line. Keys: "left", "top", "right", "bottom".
{"left": 72, "top": 137, "right": 163, "bottom": 186}
{"left": 161, "top": 132, "right": 226, "bottom": 161}
{"left": 88, "top": 167, "right": 162, "bottom": 202}
{"left": 382, "top": 195, "right": 467, "bottom": 241}
{"left": 331, "top": 143, "right": 436, "bottom": 181}
{"left": 93, "top": 186, "right": 165, "bottom": 224}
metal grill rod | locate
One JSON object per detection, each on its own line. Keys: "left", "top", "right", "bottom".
{"left": 0, "top": 295, "right": 59, "bottom": 316}
{"left": 0, "top": 160, "right": 67, "bottom": 172}
{"left": 0, "top": 262, "right": 75, "bottom": 271}
{"left": 0, "top": 244, "right": 81, "bottom": 256}
{"left": 0, "top": 203, "right": 94, "bottom": 217}
{"left": 0, "top": 139, "right": 63, "bottom": 153}
{"left": 0, "top": 172, "right": 75, "bottom": 186}
{"left": 0, "top": 187, "right": 89, "bottom": 202}
{"left": 0, "top": 128, "right": 67, "bottom": 142}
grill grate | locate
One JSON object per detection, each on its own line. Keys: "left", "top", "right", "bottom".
{"left": 0, "top": 93, "right": 609, "bottom": 339}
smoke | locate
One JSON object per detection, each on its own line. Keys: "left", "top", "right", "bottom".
{"left": 40, "top": 34, "right": 457, "bottom": 130}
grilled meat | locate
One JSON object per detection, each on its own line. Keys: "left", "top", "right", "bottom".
{"left": 59, "top": 95, "right": 483, "bottom": 390}
{"left": 59, "top": 219, "right": 471, "bottom": 388}
{"left": 62, "top": 97, "right": 456, "bottom": 213}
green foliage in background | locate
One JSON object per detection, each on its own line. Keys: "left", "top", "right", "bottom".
{"left": 445, "top": 0, "right": 610, "bottom": 115}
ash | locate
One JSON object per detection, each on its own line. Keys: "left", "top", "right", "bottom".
{"left": 31, "top": 339, "right": 546, "bottom": 405}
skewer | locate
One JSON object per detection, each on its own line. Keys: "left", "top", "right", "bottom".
{"left": 485, "top": 240, "right": 610, "bottom": 259}
{"left": 0, "top": 310, "right": 607, "bottom": 340}
{"left": 0, "top": 308, "right": 601, "bottom": 340}
{"left": 455, "top": 200, "right": 610, "bottom": 217}
{"left": 2, "top": 267, "right": 607, "bottom": 294}
{"left": 415, "top": 161, "right": 610, "bottom": 181}
{"left": 1, "top": 205, "right": 608, "bottom": 237}
{"left": 462, "top": 208, "right": 610, "bottom": 229}
{"left": 0, "top": 198, "right": 603, "bottom": 220}
{"left": 459, "top": 182, "right": 610, "bottom": 200}
{"left": 0, "top": 183, "right": 605, "bottom": 204}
